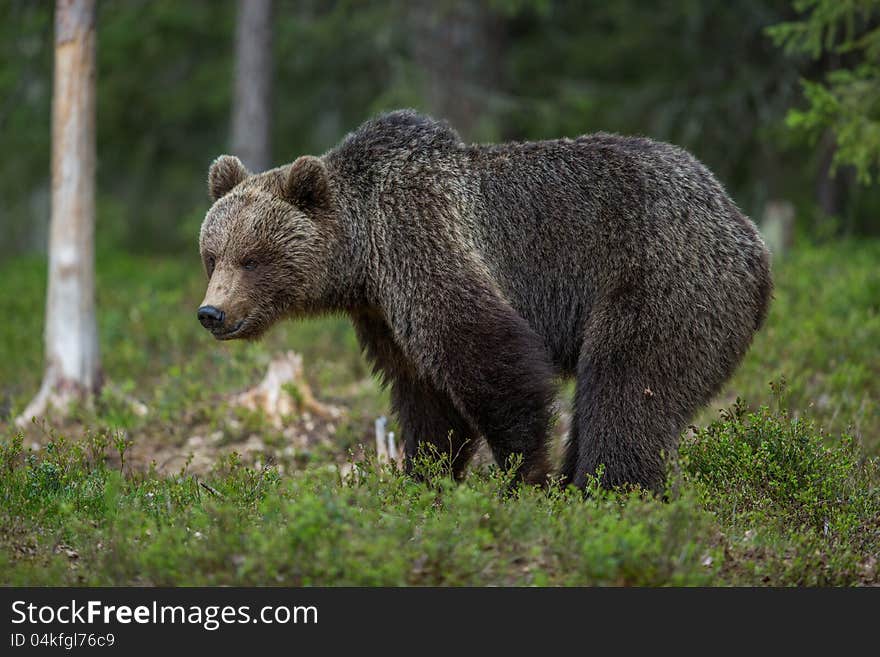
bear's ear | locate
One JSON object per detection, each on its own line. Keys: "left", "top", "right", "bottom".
{"left": 283, "top": 156, "right": 330, "bottom": 213}
{"left": 208, "top": 155, "right": 249, "bottom": 202}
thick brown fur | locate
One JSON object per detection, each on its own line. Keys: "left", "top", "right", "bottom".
{"left": 198, "top": 109, "right": 772, "bottom": 491}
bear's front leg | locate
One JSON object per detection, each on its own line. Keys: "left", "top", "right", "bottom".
{"left": 351, "top": 308, "right": 481, "bottom": 479}
{"left": 380, "top": 263, "right": 557, "bottom": 485}
{"left": 393, "top": 375, "right": 483, "bottom": 480}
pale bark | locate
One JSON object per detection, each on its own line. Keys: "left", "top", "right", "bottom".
{"left": 18, "top": 0, "right": 100, "bottom": 425}
{"left": 233, "top": 351, "right": 341, "bottom": 428}
{"left": 231, "top": 0, "right": 273, "bottom": 173}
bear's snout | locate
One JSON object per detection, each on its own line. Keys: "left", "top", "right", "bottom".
{"left": 197, "top": 305, "right": 225, "bottom": 331}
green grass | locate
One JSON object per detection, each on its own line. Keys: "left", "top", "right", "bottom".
{"left": 0, "top": 405, "right": 876, "bottom": 586}
{"left": 697, "top": 240, "right": 880, "bottom": 455}
{"left": 0, "top": 241, "right": 878, "bottom": 586}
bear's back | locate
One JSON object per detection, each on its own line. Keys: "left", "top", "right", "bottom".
{"left": 327, "top": 110, "right": 463, "bottom": 181}
{"left": 460, "top": 133, "right": 766, "bottom": 372}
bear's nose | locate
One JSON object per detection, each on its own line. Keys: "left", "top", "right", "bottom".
{"left": 198, "top": 305, "right": 225, "bottom": 330}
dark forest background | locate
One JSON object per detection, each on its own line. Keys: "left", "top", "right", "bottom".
{"left": 3, "top": 0, "right": 880, "bottom": 261}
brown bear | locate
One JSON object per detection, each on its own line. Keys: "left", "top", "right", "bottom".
{"left": 198, "top": 110, "right": 771, "bottom": 492}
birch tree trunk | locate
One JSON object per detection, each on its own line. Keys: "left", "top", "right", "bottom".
{"left": 231, "top": 0, "right": 273, "bottom": 173}
{"left": 18, "top": 0, "right": 100, "bottom": 425}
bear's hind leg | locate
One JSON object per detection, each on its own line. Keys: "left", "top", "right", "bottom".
{"left": 568, "top": 269, "right": 762, "bottom": 492}
{"left": 570, "top": 311, "right": 714, "bottom": 492}
{"left": 570, "top": 353, "right": 681, "bottom": 492}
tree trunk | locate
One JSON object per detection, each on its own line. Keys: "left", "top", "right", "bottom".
{"left": 816, "top": 131, "right": 839, "bottom": 218}
{"left": 18, "top": 0, "right": 100, "bottom": 425}
{"left": 231, "top": 0, "right": 273, "bottom": 173}
{"left": 408, "top": 1, "right": 503, "bottom": 140}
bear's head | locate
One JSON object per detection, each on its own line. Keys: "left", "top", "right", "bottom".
{"left": 197, "top": 154, "right": 338, "bottom": 340}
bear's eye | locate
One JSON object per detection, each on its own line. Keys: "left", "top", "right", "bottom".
{"left": 242, "top": 258, "right": 258, "bottom": 271}
{"left": 206, "top": 255, "right": 216, "bottom": 277}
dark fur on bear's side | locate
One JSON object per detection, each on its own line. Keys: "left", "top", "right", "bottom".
{"left": 199, "top": 110, "right": 772, "bottom": 492}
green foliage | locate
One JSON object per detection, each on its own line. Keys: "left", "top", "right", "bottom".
{"left": 0, "top": 2, "right": 52, "bottom": 254}
{"left": 684, "top": 399, "right": 872, "bottom": 536}
{"left": 0, "top": 427, "right": 712, "bottom": 586}
{"left": 769, "top": 0, "right": 880, "bottom": 183}
{"left": 7, "top": 0, "right": 880, "bottom": 259}
{"left": 95, "top": 0, "right": 237, "bottom": 251}
{"left": 1, "top": 404, "right": 876, "bottom": 586}
{"left": 500, "top": 0, "right": 817, "bottom": 219}
{"left": 702, "top": 240, "right": 880, "bottom": 453}
{"left": 681, "top": 399, "right": 879, "bottom": 584}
